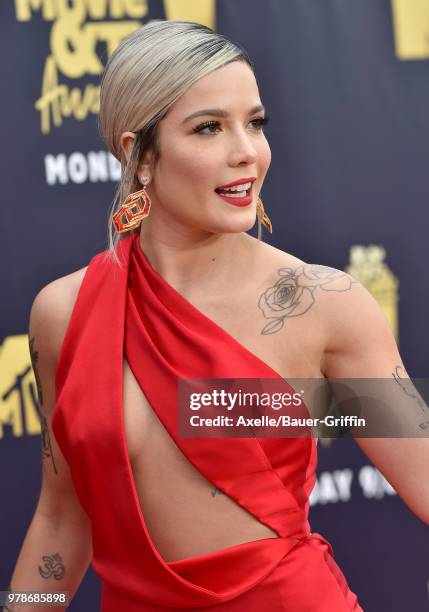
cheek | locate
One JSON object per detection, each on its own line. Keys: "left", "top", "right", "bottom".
{"left": 157, "top": 146, "right": 217, "bottom": 186}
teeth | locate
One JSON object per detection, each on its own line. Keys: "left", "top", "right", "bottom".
{"left": 218, "top": 181, "right": 252, "bottom": 193}
{"left": 219, "top": 191, "right": 248, "bottom": 198}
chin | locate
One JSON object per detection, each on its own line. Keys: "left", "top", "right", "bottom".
{"left": 222, "top": 206, "right": 256, "bottom": 231}
{"left": 197, "top": 209, "right": 257, "bottom": 235}
{"left": 231, "top": 212, "right": 257, "bottom": 234}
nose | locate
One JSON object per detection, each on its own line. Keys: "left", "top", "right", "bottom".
{"left": 227, "top": 129, "right": 258, "bottom": 166}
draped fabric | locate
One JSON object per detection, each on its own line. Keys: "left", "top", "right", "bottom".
{"left": 52, "top": 233, "right": 361, "bottom": 610}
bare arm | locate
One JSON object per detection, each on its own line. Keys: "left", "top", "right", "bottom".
{"left": 320, "top": 276, "right": 429, "bottom": 524}
{"left": 7, "top": 272, "right": 91, "bottom": 611}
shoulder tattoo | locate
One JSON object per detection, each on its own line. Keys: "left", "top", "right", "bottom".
{"left": 257, "top": 264, "right": 356, "bottom": 335}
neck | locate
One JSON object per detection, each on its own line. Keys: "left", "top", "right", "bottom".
{"left": 138, "top": 225, "right": 255, "bottom": 299}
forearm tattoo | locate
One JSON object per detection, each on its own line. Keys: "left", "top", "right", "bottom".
{"left": 29, "top": 336, "right": 43, "bottom": 406}
{"left": 38, "top": 553, "right": 65, "bottom": 580}
{"left": 392, "top": 364, "right": 429, "bottom": 430}
{"left": 29, "top": 336, "right": 58, "bottom": 474}
{"left": 258, "top": 264, "right": 356, "bottom": 335}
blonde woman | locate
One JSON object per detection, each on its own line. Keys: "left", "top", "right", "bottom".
{"left": 10, "top": 20, "right": 429, "bottom": 612}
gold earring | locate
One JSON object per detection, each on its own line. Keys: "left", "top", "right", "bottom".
{"left": 256, "top": 197, "right": 273, "bottom": 234}
{"left": 113, "top": 177, "right": 151, "bottom": 233}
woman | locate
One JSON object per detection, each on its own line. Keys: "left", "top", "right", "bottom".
{"left": 10, "top": 20, "right": 429, "bottom": 612}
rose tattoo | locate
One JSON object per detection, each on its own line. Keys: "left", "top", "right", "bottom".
{"left": 258, "top": 264, "right": 355, "bottom": 335}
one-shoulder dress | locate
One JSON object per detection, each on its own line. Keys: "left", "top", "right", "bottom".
{"left": 51, "top": 233, "right": 362, "bottom": 611}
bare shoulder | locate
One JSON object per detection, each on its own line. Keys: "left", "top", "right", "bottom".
{"left": 252, "top": 241, "right": 401, "bottom": 378}
{"left": 250, "top": 238, "right": 358, "bottom": 336}
{"left": 29, "top": 266, "right": 88, "bottom": 364}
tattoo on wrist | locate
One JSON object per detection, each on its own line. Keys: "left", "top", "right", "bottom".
{"left": 258, "top": 264, "right": 355, "bottom": 335}
{"left": 38, "top": 553, "right": 65, "bottom": 580}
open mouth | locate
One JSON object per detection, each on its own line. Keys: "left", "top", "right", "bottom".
{"left": 215, "top": 186, "right": 251, "bottom": 198}
{"left": 214, "top": 180, "right": 254, "bottom": 198}
{"left": 214, "top": 183, "right": 254, "bottom": 206}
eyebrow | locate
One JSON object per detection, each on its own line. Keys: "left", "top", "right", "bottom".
{"left": 182, "top": 104, "right": 266, "bottom": 124}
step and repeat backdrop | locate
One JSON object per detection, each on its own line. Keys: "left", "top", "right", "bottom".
{"left": 1, "top": 1, "right": 428, "bottom": 610}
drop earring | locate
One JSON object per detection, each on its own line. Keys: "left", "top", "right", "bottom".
{"left": 256, "top": 196, "right": 273, "bottom": 234}
{"left": 113, "top": 176, "right": 152, "bottom": 233}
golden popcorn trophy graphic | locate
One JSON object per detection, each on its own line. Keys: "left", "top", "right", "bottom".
{"left": 346, "top": 245, "right": 399, "bottom": 341}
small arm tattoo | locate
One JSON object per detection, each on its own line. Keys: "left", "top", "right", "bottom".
{"left": 392, "top": 364, "right": 429, "bottom": 430}
{"left": 29, "top": 336, "right": 43, "bottom": 406}
{"left": 258, "top": 264, "right": 355, "bottom": 335}
{"left": 38, "top": 553, "right": 65, "bottom": 580}
{"left": 211, "top": 487, "right": 224, "bottom": 497}
{"left": 29, "top": 336, "right": 58, "bottom": 474}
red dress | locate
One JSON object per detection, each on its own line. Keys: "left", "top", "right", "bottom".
{"left": 52, "top": 233, "right": 362, "bottom": 611}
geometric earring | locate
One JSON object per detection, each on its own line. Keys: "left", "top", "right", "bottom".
{"left": 113, "top": 177, "right": 151, "bottom": 233}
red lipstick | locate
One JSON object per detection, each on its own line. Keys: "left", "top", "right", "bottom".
{"left": 215, "top": 177, "right": 256, "bottom": 207}
{"left": 216, "top": 177, "right": 256, "bottom": 189}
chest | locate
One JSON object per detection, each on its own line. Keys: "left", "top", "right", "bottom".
{"left": 191, "top": 292, "right": 325, "bottom": 378}
{"left": 123, "top": 293, "right": 325, "bottom": 464}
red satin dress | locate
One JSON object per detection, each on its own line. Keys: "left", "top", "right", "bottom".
{"left": 52, "top": 233, "right": 362, "bottom": 611}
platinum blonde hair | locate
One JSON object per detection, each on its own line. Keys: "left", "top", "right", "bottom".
{"left": 98, "top": 20, "right": 263, "bottom": 260}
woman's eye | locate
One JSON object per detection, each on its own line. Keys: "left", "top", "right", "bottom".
{"left": 193, "top": 121, "right": 221, "bottom": 135}
{"left": 193, "top": 116, "right": 270, "bottom": 135}
{"left": 250, "top": 116, "right": 270, "bottom": 130}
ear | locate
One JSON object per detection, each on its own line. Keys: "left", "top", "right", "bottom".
{"left": 119, "top": 131, "right": 136, "bottom": 164}
{"left": 119, "top": 131, "right": 155, "bottom": 179}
